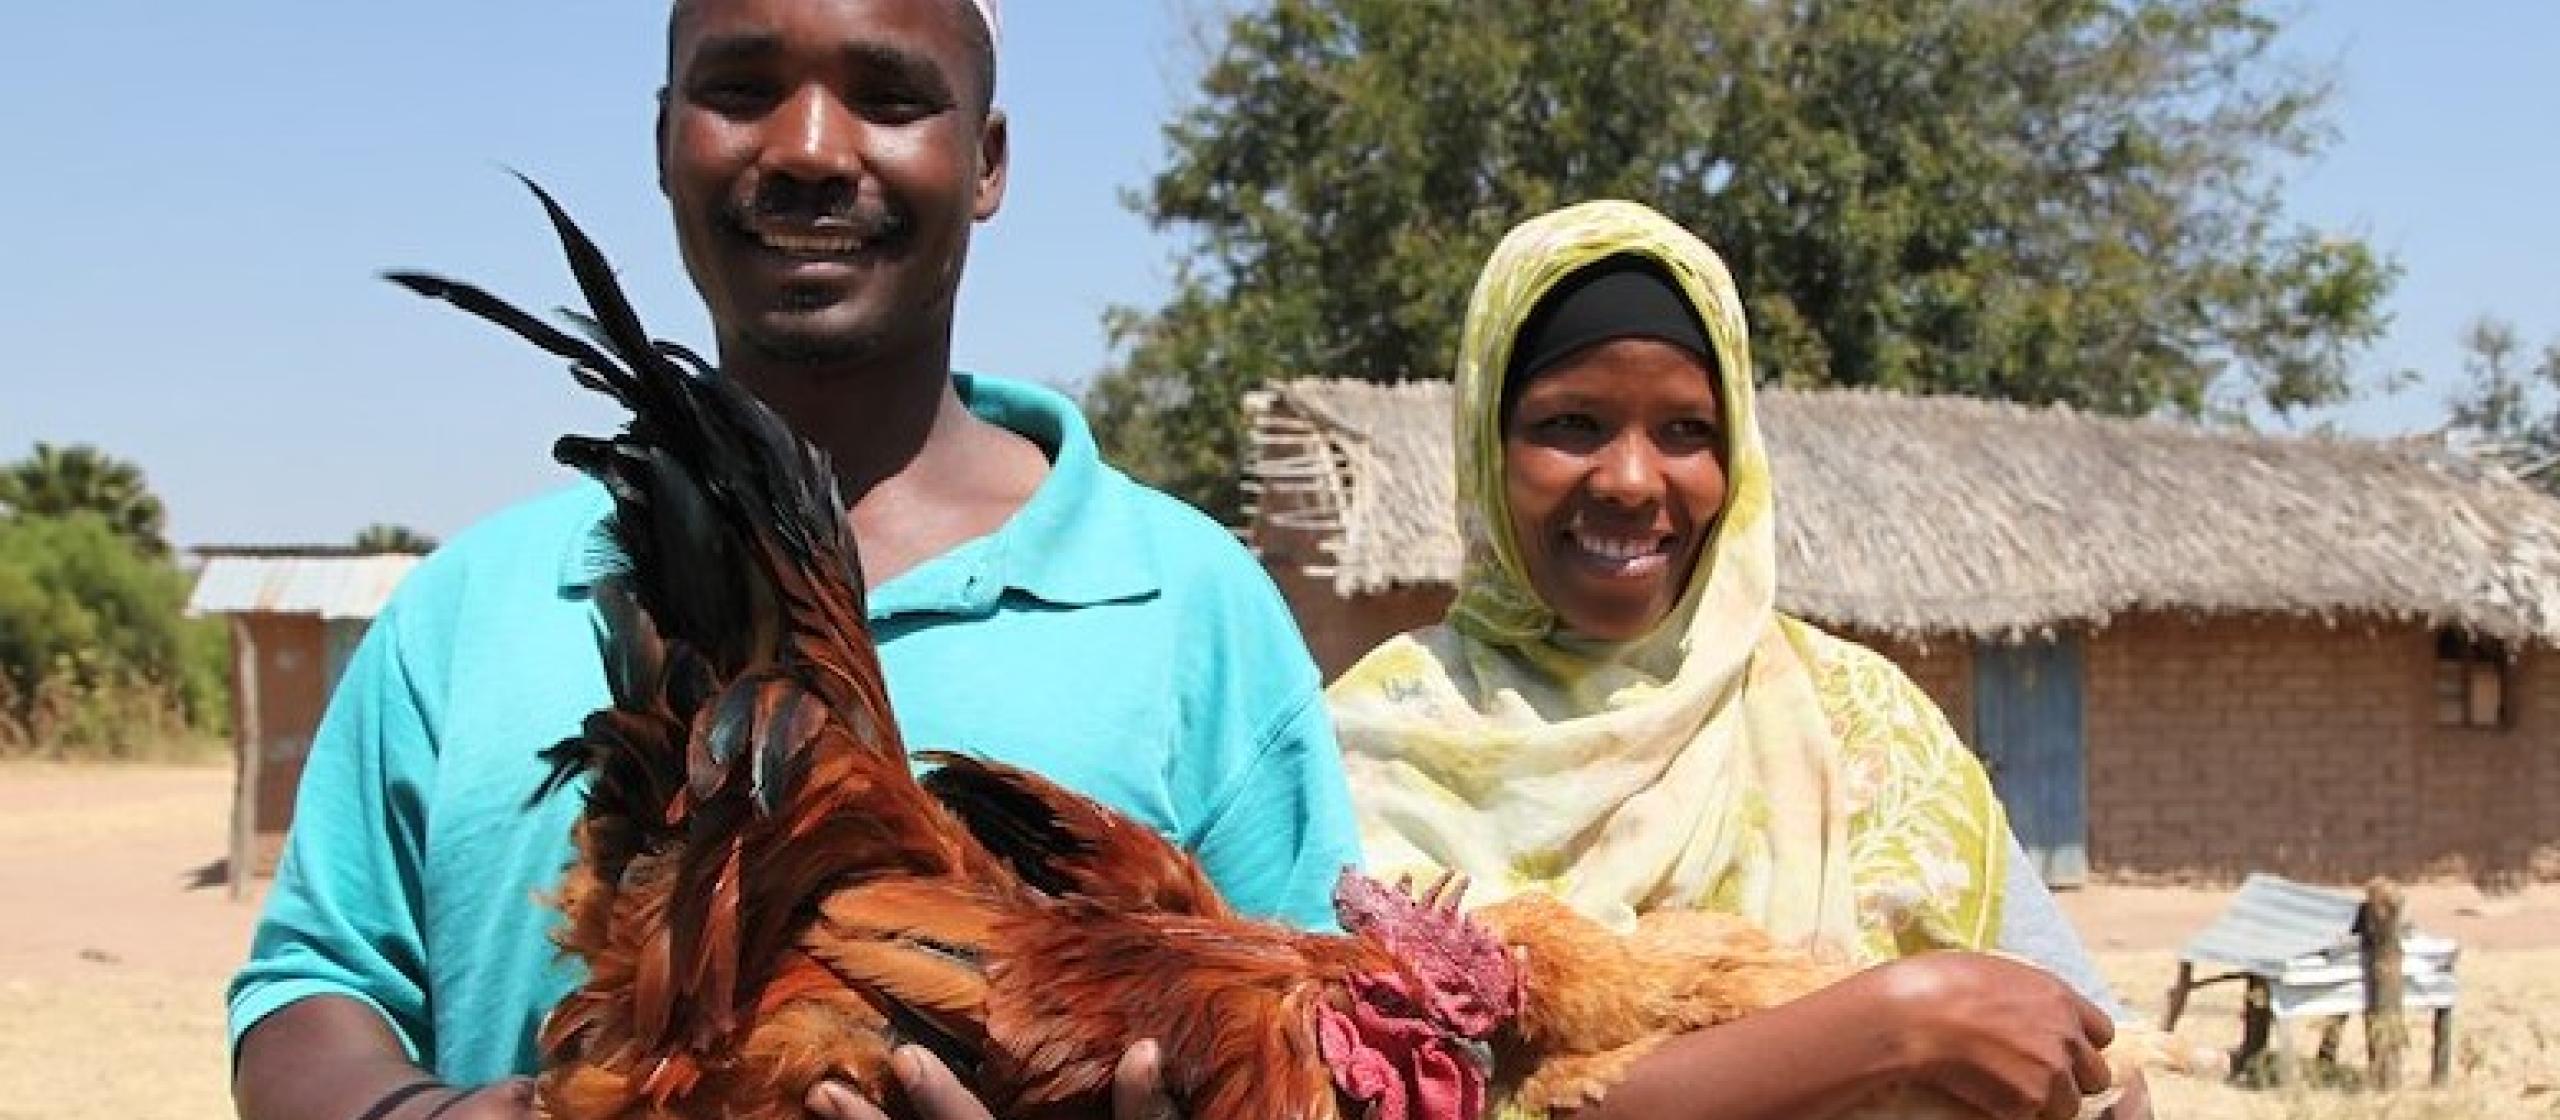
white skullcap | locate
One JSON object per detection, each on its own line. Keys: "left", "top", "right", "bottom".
{"left": 966, "top": 0, "right": 1000, "bottom": 48}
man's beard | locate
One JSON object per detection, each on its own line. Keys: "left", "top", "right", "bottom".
{"left": 740, "top": 314, "right": 887, "bottom": 368}
{"left": 743, "top": 252, "right": 967, "bottom": 371}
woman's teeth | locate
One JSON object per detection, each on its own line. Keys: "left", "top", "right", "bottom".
{"left": 1581, "top": 537, "right": 1658, "bottom": 561}
{"left": 1571, "top": 533, "right": 1671, "bottom": 576}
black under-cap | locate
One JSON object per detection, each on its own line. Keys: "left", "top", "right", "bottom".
{"left": 1501, "top": 254, "right": 1713, "bottom": 423}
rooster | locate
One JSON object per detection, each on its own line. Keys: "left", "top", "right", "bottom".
{"left": 1472, "top": 891, "right": 2215, "bottom": 1118}
{"left": 384, "top": 178, "right": 1519, "bottom": 1120}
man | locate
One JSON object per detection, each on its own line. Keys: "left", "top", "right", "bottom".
{"left": 228, "top": 3, "right": 1359, "bottom": 1119}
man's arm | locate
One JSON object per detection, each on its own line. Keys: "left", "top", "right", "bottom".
{"left": 229, "top": 604, "right": 512, "bottom": 1117}
{"left": 236, "top": 998, "right": 532, "bottom": 1120}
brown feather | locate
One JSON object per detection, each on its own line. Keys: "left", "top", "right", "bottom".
{"left": 978, "top": 903, "right": 1357, "bottom": 1120}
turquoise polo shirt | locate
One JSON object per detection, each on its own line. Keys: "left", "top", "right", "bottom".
{"left": 229, "top": 374, "right": 1362, "bottom": 1083}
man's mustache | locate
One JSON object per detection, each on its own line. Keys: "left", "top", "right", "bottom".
{"left": 728, "top": 177, "right": 909, "bottom": 241}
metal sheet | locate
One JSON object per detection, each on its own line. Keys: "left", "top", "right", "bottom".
{"left": 2179, "top": 873, "right": 2365, "bottom": 974}
{"left": 187, "top": 553, "right": 421, "bottom": 619}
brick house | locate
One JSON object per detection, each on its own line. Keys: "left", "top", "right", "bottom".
{"left": 1241, "top": 380, "right": 2560, "bottom": 890}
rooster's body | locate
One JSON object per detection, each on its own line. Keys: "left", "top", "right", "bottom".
{"left": 1475, "top": 892, "right": 2213, "bottom": 1118}
{"left": 388, "top": 180, "right": 1518, "bottom": 1120}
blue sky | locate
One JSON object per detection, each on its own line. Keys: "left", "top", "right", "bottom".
{"left": 2, "top": 2, "right": 2554, "bottom": 549}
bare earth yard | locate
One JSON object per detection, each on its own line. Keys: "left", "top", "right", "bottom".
{"left": 5, "top": 762, "right": 2554, "bottom": 1120}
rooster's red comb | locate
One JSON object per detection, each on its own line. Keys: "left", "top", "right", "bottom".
{"left": 1332, "top": 869, "right": 1521, "bottom": 1036}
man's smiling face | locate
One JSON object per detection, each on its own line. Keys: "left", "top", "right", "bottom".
{"left": 659, "top": 0, "right": 1005, "bottom": 367}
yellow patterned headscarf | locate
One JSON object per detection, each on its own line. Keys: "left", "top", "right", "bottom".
{"left": 1328, "top": 201, "right": 2008, "bottom": 964}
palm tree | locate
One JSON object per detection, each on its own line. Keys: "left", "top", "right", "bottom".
{"left": 353, "top": 524, "right": 438, "bottom": 554}
{"left": 0, "top": 443, "right": 170, "bottom": 557}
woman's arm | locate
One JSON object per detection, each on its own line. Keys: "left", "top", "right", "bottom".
{"left": 1576, "top": 952, "right": 2115, "bottom": 1120}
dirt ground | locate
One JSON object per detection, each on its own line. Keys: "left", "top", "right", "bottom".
{"left": 6, "top": 761, "right": 2556, "bottom": 1120}
{"left": 1, "top": 763, "right": 259, "bottom": 1120}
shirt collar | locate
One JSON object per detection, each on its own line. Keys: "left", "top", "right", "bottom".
{"left": 558, "top": 373, "right": 1160, "bottom": 617}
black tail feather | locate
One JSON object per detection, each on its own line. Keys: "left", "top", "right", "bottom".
{"left": 919, "top": 754, "right": 1093, "bottom": 900}
{"left": 393, "top": 176, "right": 924, "bottom": 1064}
{"left": 382, "top": 271, "right": 626, "bottom": 394}
{"left": 517, "top": 173, "right": 659, "bottom": 380}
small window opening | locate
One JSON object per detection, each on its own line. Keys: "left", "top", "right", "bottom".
{"left": 2434, "top": 630, "right": 2511, "bottom": 729}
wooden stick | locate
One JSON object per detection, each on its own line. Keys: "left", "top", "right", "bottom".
{"left": 2237, "top": 976, "right": 2276, "bottom": 1085}
{"left": 2431, "top": 1005, "right": 2455, "bottom": 1088}
{"left": 2162, "top": 961, "right": 2193, "bottom": 1031}
{"left": 2360, "top": 877, "right": 2407, "bottom": 1090}
{"left": 228, "top": 617, "right": 262, "bottom": 903}
{"left": 2315, "top": 1015, "right": 2347, "bottom": 1069}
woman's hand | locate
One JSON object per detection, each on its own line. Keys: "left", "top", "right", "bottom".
{"left": 1858, "top": 952, "right": 2117, "bottom": 1120}
{"left": 805, "top": 1040, "right": 1177, "bottom": 1120}
{"left": 2097, "top": 1070, "right": 2152, "bottom": 1120}
{"left": 1567, "top": 949, "right": 2116, "bottom": 1120}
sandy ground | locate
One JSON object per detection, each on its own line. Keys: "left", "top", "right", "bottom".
{"left": 6, "top": 761, "right": 2556, "bottom": 1120}
{"left": 1, "top": 763, "right": 259, "bottom": 1120}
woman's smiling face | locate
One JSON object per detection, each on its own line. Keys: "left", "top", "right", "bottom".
{"left": 1501, "top": 336, "right": 1728, "bottom": 642}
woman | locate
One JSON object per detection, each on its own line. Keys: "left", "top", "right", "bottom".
{"left": 1328, "top": 201, "right": 2144, "bottom": 1120}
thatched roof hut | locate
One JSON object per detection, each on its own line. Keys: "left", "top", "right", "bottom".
{"left": 1243, "top": 378, "right": 2560, "bottom": 647}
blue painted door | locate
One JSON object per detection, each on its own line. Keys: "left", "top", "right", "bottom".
{"left": 1972, "top": 637, "right": 2088, "bottom": 886}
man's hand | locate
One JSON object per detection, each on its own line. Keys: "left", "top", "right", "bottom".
{"left": 805, "top": 1040, "right": 1177, "bottom": 1120}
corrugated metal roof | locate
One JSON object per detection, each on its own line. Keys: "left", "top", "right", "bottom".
{"left": 187, "top": 553, "right": 421, "bottom": 620}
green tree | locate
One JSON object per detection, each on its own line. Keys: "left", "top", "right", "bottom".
{"left": 0, "top": 442, "right": 171, "bottom": 558}
{"left": 0, "top": 511, "right": 227, "bottom": 750}
{"left": 1091, "top": 0, "right": 2399, "bottom": 517}
{"left": 2446, "top": 317, "right": 2560, "bottom": 487}
{"left": 353, "top": 523, "right": 439, "bottom": 553}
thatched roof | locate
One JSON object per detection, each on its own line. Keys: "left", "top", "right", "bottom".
{"left": 1242, "top": 379, "right": 2560, "bottom": 646}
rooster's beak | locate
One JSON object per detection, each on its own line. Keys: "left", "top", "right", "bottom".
{"left": 1453, "top": 1037, "right": 1495, "bottom": 1077}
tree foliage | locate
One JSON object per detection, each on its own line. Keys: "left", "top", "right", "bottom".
{"left": 1090, "top": 0, "right": 2399, "bottom": 517}
{"left": 0, "top": 443, "right": 224, "bottom": 753}
{"left": 0, "top": 442, "right": 171, "bottom": 558}
{"left": 0, "top": 511, "right": 227, "bottom": 752}
{"left": 354, "top": 523, "right": 439, "bottom": 554}
{"left": 2446, "top": 317, "right": 2560, "bottom": 488}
